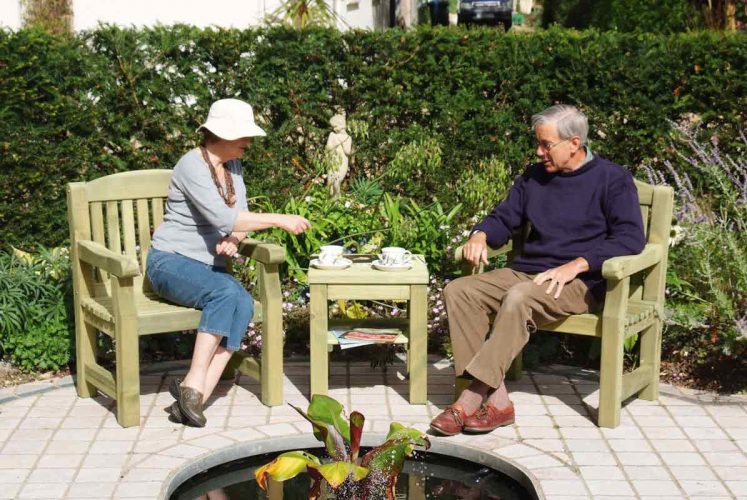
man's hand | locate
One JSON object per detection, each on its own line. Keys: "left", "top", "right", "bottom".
{"left": 216, "top": 234, "right": 241, "bottom": 257}
{"left": 463, "top": 231, "right": 489, "bottom": 268}
{"left": 533, "top": 257, "right": 589, "bottom": 299}
{"left": 277, "top": 214, "right": 312, "bottom": 235}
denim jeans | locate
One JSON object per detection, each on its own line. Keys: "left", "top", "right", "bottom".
{"left": 146, "top": 248, "right": 253, "bottom": 351}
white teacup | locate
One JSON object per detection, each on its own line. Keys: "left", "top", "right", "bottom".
{"left": 318, "top": 245, "right": 345, "bottom": 265}
{"left": 378, "top": 247, "right": 412, "bottom": 266}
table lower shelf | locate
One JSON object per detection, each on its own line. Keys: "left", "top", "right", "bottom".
{"left": 327, "top": 318, "right": 410, "bottom": 345}
{"left": 326, "top": 318, "right": 410, "bottom": 345}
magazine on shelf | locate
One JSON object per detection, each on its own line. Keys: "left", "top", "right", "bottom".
{"left": 330, "top": 327, "right": 406, "bottom": 349}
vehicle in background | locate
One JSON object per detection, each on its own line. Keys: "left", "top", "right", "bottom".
{"left": 457, "top": 0, "right": 513, "bottom": 30}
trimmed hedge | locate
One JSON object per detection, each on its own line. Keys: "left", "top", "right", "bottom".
{"left": 541, "top": 0, "right": 702, "bottom": 33}
{"left": 1, "top": 25, "right": 746, "bottom": 248}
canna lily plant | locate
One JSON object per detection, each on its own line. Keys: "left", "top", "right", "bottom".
{"left": 255, "top": 394, "right": 431, "bottom": 499}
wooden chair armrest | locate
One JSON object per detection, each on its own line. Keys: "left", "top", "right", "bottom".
{"left": 601, "top": 244, "right": 664, "bottom": 281}
{"left": 454, "top": 241, "right": 513, "bottom": 263}
{"left": 237, "top": 238, "right": 286, "bottom": 265}
{"left": 77, "top": 240, "right": 140, "bottom": 278}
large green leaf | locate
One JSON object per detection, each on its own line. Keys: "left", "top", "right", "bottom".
{"left": 315, "top": 461, "right": 369, "bottom": 488}
{"left": 361, "top": 423, "right": 430, "bottom": 477}
{"left": 290, "top": 394, "right": 350, "bottom": 460}
{"left": 254, "top": 450, "right": 321, "bottom": 491}
{"left": 385, "top": 422, "right": 431, "bottom": 445}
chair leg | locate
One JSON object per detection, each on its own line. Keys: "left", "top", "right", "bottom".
{"left": 261, "top": 308, "right": 284, "bottom": 407}
{"left": 639, "top": 320, "right": 662, "bottom": 401}
{"left": 115, "top": 323, "right": 141, "bottom": 428}
{"left": 598, "top": 326, "right": 624, "bottom": 428}
{"left": 454, "top": 376, "right": 471, "bottom": 400}
{"left": 75, "top": 320, "right": 98, "bottom": 398}
{"left": 506, "top": 351, "right": 524, "bottom": 381}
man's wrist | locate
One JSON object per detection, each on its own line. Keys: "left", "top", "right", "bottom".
{"left": 573, "top": 257, "right": 590, "bottom": 272}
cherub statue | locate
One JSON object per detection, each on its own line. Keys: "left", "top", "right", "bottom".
{"left": 325, "top": 113, "right": 352, "bottom": 197}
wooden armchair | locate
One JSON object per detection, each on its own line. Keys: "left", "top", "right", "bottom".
{"left": 454, "top": 180, "right": 674, "bottom": 428}
{"left": 67, "top": 169, "right": 285, "bottom": 427}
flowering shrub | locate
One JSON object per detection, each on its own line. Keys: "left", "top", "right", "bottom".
{"left": 0, "top": 247, "right": 74, "bottom": 372}
{"left": 426, "top": 275, "right": 452, "bottom": 356}
{"left": 240, "top": 185, "right": 465, "bottom": 281}
{"left": 643, "top": 120, "right": 746, "bottom": 391}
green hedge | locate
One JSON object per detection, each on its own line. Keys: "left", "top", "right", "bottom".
{"left": 541, "top": 0, "right": 702, "bottom": 33}
{"left": 1, "top": 26, "right": 746, "bottom": 248}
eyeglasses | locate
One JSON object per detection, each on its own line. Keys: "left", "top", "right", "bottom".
{"left": 537, "top": 138, "right": 570, "bottom": 152}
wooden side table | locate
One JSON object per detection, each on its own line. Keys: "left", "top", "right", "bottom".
{"left": 308, "top": 254, "right": 429, "bottom": 404}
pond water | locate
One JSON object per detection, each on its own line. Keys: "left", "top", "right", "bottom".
{"left": 170, "top": 448, "right": 534, "bottom": 500}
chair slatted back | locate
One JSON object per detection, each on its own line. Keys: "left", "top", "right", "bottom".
{"left": 69, "top": 170, "right": 173, "bottom": 296}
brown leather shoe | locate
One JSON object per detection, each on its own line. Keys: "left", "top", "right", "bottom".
{"left": 170, "top": 379, "right": 206, "bottom": 427}
{"left": 169, "top": 378, "right": 182, "bottom": 400}
{"left": 429, "top": 404, "right": 470, "bottom": 436}
{"left": 463, "top": 402, "right": 515, "bottom": 433}
{"left": 166, "top": 402, "right": 185, "bottom": 424}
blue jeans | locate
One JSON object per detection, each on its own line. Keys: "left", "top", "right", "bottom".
{"left": 146, "top": 248, "right": 253, "bottom": 351}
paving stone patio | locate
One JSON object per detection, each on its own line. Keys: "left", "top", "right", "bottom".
{"left": 0, "top": 356, "right": 745, "bottom": 499}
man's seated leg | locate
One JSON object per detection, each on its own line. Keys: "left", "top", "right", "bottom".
{"left": 462, "top": 276, "right": 593, "bottom": 433}
{"left": 432, "top": 273, "right": 593, "bottom": 435}
{"left": 430, "top": 269, "right": 524, "bottom": 435}
{"left": 430, "top": 374, "right": 490, "bottom": 436}
{"left": 462, "top": 382, "right": 515, "bottom": 433}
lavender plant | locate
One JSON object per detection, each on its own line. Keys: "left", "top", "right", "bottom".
{"left": 643, "top": 120, "right": 746, "bottom": 386}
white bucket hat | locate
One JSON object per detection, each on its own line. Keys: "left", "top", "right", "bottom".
{"left": 196, "top": 98, "right": 266, "bottom": 140}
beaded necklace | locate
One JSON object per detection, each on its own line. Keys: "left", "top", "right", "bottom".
{"left": 200, "top": 146, "right": 236, "bottom": 207}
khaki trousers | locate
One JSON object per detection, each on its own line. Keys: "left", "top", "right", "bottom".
{"left": 444, "top": 268, "right": 596, "bottom": 388}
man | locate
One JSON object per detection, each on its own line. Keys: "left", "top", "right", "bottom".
{"left": 430, "top": 105, "right": 645, "bottom": 435}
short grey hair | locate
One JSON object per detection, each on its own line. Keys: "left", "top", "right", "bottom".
{"left": 531, "top": 105, "right": 588, "bottom": 145}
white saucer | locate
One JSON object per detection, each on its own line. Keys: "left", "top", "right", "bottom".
{"left": 372, "top": 259, "right": 412, "bottom": 272}
{"left": 311, "top": 258, "right": 352, "bottom": 270}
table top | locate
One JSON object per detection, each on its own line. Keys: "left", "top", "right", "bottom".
{"left": 307, "top": 254, "right": 429, "bottom": 285}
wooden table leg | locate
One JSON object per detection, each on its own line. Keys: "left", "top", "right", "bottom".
{"left": 267, "top": 478, "right": 283, "bottom": 499}
{"left": 408, "top": 284, "right": 427, "bottom": 404}
{"left": 310, "top": 284, "right": 329, "bottom": 398}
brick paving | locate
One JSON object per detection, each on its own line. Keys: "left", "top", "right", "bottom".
{"left": 0, "top": 357, "right": 745, "bottom": 499}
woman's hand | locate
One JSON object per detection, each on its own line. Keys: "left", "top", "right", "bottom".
{"left": 277, "top": 214, "right": 312, "bottom": 235}
{"left": 216, "top": 234, "right": 240, "bottom": 257}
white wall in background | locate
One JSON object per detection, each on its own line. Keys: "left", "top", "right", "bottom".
{"left": 72, "top": 0, "right": 379, "bottom": 31}
{"left": 0, "top": 0, "right": 22, "bottom": 30}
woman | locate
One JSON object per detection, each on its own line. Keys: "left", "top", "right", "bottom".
{"left": 147, "top": 98, "right": 311, "bottom": 427}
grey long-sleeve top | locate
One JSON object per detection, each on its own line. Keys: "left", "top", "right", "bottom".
{"left": 151, "top": 148, "right": 248, "bottom": 268}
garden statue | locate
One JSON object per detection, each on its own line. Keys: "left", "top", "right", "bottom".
{"left": 325, "top": 113, "right": 352, "bottom": 197}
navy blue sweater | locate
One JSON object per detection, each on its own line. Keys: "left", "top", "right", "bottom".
{"left": 473, "top": 155, "right": 645, "bottom": 303}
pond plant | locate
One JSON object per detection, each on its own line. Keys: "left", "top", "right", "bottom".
{"left": 255, "top": 394, "right": 431, "bottom": 499}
